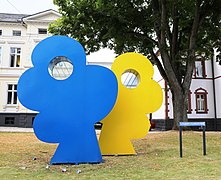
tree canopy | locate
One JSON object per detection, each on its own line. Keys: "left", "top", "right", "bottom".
{"left": 50, "top": 0, "right": 221, "bottom": 129}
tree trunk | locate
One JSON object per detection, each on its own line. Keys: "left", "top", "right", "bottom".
{"left": 172, "top": 89, "right": 188, "bottom": 130}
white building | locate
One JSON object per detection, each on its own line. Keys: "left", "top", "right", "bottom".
{"left": 0, "top": 10, "right": 221, "bottom": 130}
{"left": 161, "top": 55, "right": 221, "bottom": 131}
{"left": 0, "top": 9, "right": 61, "bottom": 127}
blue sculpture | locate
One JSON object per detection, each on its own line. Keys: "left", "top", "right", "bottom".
{"left": 17, "top": 36, "right": 118, "bottom": 164}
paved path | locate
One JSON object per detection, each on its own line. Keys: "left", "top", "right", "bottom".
{"left": 0, "top": 127, "right": 162, "bottom": 133}
{"left": 0, "top": 127, "right": 103, "bottom": 134}
{"left": 0, "top": 127, "right": 34, "bottom": 132}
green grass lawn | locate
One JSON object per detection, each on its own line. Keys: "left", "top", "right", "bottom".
{"left": 0, "top": 131, "right": 220, "bottom": 179}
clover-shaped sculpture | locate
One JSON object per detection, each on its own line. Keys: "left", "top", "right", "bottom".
{"left": 18, "top": 36, "right": 118, "bottom": 164}
{"left": 99, "top": 53, "right": 163, "bottom": 155}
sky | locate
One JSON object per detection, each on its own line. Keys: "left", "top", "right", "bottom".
{"left": 0, "top": 0, "right": 116, "bottom": 62}
{"left": 0, "top": 0, "right": 58, "bottom": 14}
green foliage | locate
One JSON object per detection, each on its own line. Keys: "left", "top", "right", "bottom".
{"left": 50, "top": 0, "right": 221, "bottom": 59}
{"left": 49, "top": 0, "right": 221, "bottom": 128}
{"left": 50, "top": 0, "right": 155, "bottom": 54}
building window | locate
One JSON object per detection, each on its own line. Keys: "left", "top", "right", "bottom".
{"left": 38, "top": 28, "right": 47, "bottom": 34}
{"left": 0, "top": 30, "right": 2, "bottom": 36}
{"left": 195, "top": 88, "right": 208, "bottom": 113}
{"left": 187, "top": 91, "right": 192, "bottom": 114}
{"left": 32, "top": 117, "right": 35, "bottom": 125}
{"left": 13, "top": 30, "right": 21, "bottom": 36}
{"left": 7, "top": 84, "right": 17, "bottom": 105}
{"left": 121, "top": 69, "right": 140, "bottom": 89}
{"left": 10, "top": 47, "right": 21, "bottom": 67}
{"left": 5, "top": 117, "right": 15, "bottom": 125}
{"left": 194, "top": 60, "right": 206, "bottom": 78}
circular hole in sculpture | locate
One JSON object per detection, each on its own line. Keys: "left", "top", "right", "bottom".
{"left": 121, "top": 69, "right": 140, "bottom": 89}
{"left": 48, "top": 56, "right": 73, "bottom": 80}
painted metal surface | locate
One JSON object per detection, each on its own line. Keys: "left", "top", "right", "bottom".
{"left": 18, "top": 36, "right": 118, "bottom": 164}
{"left": 99, "top": 52, "right": 163, "bottom": 155}
{"left": 179, "top": 122, "right": 205, "bottom": 127}
{"left": 179, "top": 122, "right": 206, "bottom": 157}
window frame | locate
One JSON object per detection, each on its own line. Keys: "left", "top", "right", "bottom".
{"left": 194, "top": 59, "right": 206, "bottom": 78}
{"left": 38, "top": 28, "right": 47, "bottom": 34}
{"left": 187, "top": 91, "right": 192, "bottom": 114}
{"left": 7, "top": 84, "right": 18, "bottom": 105}
{"left": 12, "top": 30, "right": 21, "bottom": 36}
{"left": 195, "top": 88, "right": 208, "bottom": 114}
{"left": 5, "top": 117, "right": 15, "bottom": 125}
{"left": 10, "top": 47, "right": 21, "bottom": 67}
{"left": 121, "top": 69, "right": 140, "bottom": 89}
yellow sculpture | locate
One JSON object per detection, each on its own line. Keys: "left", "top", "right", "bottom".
{"left": 99, "top": 52, "right": 163, "bottom": 155}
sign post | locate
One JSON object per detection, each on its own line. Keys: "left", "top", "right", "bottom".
{"left": 179, "top": 122, "right": 206, "bottom": 158}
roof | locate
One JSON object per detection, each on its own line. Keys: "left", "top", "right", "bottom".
{"left": 22, "top": 9, "right": 61, "bottom": 22}
{"left": 22, "top": 9, "right": 59, "bottom": 20}
{"left": 0, "top": 13, "right": 29, "bottom": 23}
{"left": 0, "top": 9, "right": 60, "bottom": 23}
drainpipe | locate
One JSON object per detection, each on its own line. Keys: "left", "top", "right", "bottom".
{"left": 211, "top": 51, "right": 217, "bottom": 130}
